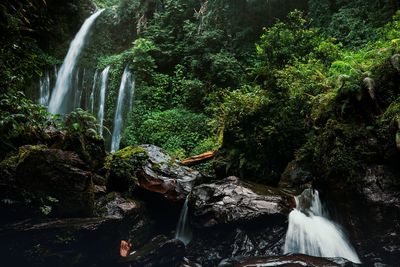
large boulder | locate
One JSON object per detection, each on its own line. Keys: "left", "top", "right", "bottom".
{"left": 106, "top": 146, "right": 148, "bottom": 192}
{"left": 107, "top": 145, "right": 202, "bottom": 201}
{"left": 1, "top": 145, "right": 95, "bottom": 217}
{"left": 137, "top": 145, "right": 202, "bottom": 201}
{"left": 47, "top": 126, "right": 106, "bottom": 172}
{"left": 185, "top": 177, "right": 292, "bottom": 265}
{"left": 94, "top": 192, "right": 156, "bottom": 248}
{"left": 186, "top": 225, "right": 287, "bottom": 266}
{"left": 190, "top": 176, "right": 292, "bottom": 227}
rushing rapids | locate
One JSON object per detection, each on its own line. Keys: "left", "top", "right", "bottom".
{"left": 284, "top": 189, "right": 361, "bottom": 263}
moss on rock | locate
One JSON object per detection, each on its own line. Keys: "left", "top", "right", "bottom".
{"left": 0, "top": 145, "right": 48, "bottom": 171}
{"left": 106, "top": 146, "right": 148, "bottom": 192}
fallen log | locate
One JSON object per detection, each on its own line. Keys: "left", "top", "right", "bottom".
{"left": 180, "top": 151, "right": 216, "bottom": 166}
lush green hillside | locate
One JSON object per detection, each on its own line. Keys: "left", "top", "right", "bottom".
{"left": 1, "top": 0, "right": 399, "bottom": 183}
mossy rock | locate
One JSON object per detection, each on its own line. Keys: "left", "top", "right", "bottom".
{"left": 61, "top": 131, "right": 106, "bottom": 171}
{"left": 106, "top": 146, "right": 148, "bottom": 192}
{"left": 1, "top": 145, "right": 95, "bottom": 219}
{"left": 0, "top": 145, "right": 48, "bottom": 172}
{"left": 13, "top": 146, "right": 94, "bottom": 217}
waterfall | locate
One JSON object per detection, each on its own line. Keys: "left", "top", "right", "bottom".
{"left": 74, "top": 68, "right": 82, "bottom": 109}
{"left": 97, "top": 66, "right": 110, "bottom": 137}
{"left": 111, "top": 66, "right": 133, "bottom": 152}
{"left": 175, "top": 195, "right": 192, "bottom": 245}
{"left": 48, "top": 9, "right": 104, "bottom": 114}
{"left": 284, "top": 189, "right": 361, "bottom": 263}
{"left": 89, "top": 69, "right": 98, "bottom": 114}
{"left": 39, "top": 70, "right": 50, "bottom": 106}
{"left": 128, "top": 77, "right": 136, "bottom": 113}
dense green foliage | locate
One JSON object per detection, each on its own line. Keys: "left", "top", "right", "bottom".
{"left": 216, "top": 9, "right": 400, "bottom": 184}
{"left": 0, "top": 92, "right": 51, "bottom": 158}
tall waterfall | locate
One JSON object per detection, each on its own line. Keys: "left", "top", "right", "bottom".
{"left": 175, "top": 195, "right": 192, "bottom": 245}
{"left": 39, "top": 70, "right": 50, "bottom": 106}
{"left": 97, "top": 66, "right": 110, "bottom": 137}
{"left": 111, "top": 66, "right": 133, "bottom": 152}
{"left": 48, "top": 9, "right": 104, "bottom": 114}
{"left": 284, "top": 189, "right": 361, "bottom": 263}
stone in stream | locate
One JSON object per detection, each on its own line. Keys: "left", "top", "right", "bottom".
{"left": 190, "top": 176, "right": 292, "bottom": 227}
{"left": 185, "top": 176, "right": 293, "bottom": 265}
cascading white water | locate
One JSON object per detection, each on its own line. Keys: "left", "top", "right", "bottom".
{"left": 284, "top": 189, "right": 361, "bottom": 263}
{"left": 48, "top": 9, "right": 104, "bottom": 114}
{"left": 97, "top": 66, "right": 110, "bottom": 136}
{"left": 175, "top": 195, "right": 192, "bottom": 245}
{"left": 74, "top": 68, "right": 82, "bottom": 109}
{"left": 90, "top": 69, "right": 98, "bottom": 114}
{"left": 39, "top": 70, "right": 50, "bottom": 106}
{"left": 111, "top": 66, "right": 133, "bottom": 152}
{"left": 128, "top": 77, "right": 136, "bottom": 113}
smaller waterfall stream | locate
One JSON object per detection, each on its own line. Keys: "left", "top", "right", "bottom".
{"left": 39, "top": 70, "right": 50, "bottom": 106}
{"left": 74, "top": 68, "right": 82, "bottom": 109}
{"left": 89, "top": 69, "right": 98, "bottom": 114}
{"left": 111, "top": 66, "right": 133, "bottom": 152}
{"left": 175, "top": 195, "right": 192, "bottom": 245}
{"left": 97, "top": 66, "right": 110, "bottom": 136}
{"left": 284, "top": 189, "right": 361, "bottom": 263}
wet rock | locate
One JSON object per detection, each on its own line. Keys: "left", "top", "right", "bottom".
{"left": 121, "top": 235, "right": 185, "bottom": 267}
{"left": 218, "top": 254, "right": 361, "bottom": 267}
{"left": 187, "top": 224, "right": 286, "bottom": 266}
{"left": 190, "top": 176, "right": 291, "bottom": 227}
{"left": 48, "top": 128, "right": 106, "bottom": 171}
{"left": 106, "top": 146, "right": 147, "bottom": 192}
{"left": 94, "top": 192, "right": 140, "bottom": 219}
{"left": 0, "top": 145, "right": 94, "bottom": 217}
{"left": 94, "top": 192, "right": 155, "bottom": 249}
{"left": 137, "top": 145, "right": 202, "bottom": 201}
{"left": 358, "top": 165, "right": 400, "bottom": 207}
{"left": 321, "top": 174, "right": 400, "bottom": 267}
{"left": 108, "top": 145, "right": 202, "bottom": 201}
